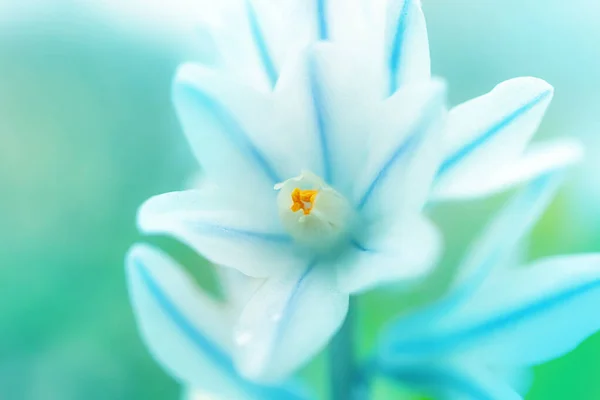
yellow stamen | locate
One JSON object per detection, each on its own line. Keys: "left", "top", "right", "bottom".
{"left": 290, "top": 188, "right": 318, "bottom": 215}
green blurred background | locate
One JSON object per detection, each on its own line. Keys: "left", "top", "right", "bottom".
{"left": 1, "top": 1, "right": 599, "bottom": 399}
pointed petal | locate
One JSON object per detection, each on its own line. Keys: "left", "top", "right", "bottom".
{"left": 174, "top": 63, "right": 279, "bottom": 194}
{"left": 126, "top": 244, "right": 305, "bottom": 399}
{"left": 381, "top": 174, "right": 561, "bottom": 344}
{"left": 386, "top": 254, "right": 600, "bottom": 366}
{"left": 434, "top": 138, "right": 583, "bottom": 201}
{"left": 306, "top": 44, "right": 383, "bottom": 195}
{"left": 233, "top": 262, "right": 349, "bottom": 382}
{"left": 354, "top": 0, "right": 431, "bottom": 95}
{"left": 382, "top": 0, "right": 431, "bottom": 94}
{"left": 208, "top": 0, "right": 277, "bottom": 89}
{"left": 435, "top": 77, "right": 554, "bottom": 199}
{"left": 272, "top": 53, "right": 330, "bottom": 180}
{"left": 460, "top": 254, "right": 600, "bottom": 366}
{"left": 243, "top": 0, "right": 318, "bottom": 86}
{"left": 174, "top": 63, "right": 324, "bottom": 196}
{"left": 138, "top": 189, "right": 305, "bottom": 278}
{"left": 337, "top": 216, "right": 442, "bottom": 294}
{"left": 196, "top": 0, "right": 430, "bottom": 95}
{"left": 195, "top": 0, "right": 314, "bottom": 90}
{"left": 354, "top": 79, "right": 446, "bottom": 223}
{"left": 379, "top": 361, "right": 522, "bottom": 400}
{"left": 319, "top": 0, "right": 370, "bottom": 41}
{"left": 126, "top": 245, "right": 301, "bottom": 400}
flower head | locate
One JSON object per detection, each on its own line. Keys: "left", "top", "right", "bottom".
{"left": 128, "top": 0, "right": 584, "bottom": 391}
{"left": 138, "top": 48, "right": 446, "bottom": 380}
{"left": 133, "top": 0, "right": 449, "bottom": 383}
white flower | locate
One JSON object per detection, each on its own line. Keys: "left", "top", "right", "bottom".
{"left": 135, "top": 49, "right": 446, "bottom": 381}
{"left": 128, "top": 0, "right": 583, "bottom": 389}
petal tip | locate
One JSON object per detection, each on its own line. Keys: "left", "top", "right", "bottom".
{"left": 500, "top": 76, "right": 555, "bottom": 99}
{"left": 126, "top": 243, "right": 159, "bottom": 270}
{"left": 429, "top": 76, "right": 448, "bottom": 97}
{"left": 172, "top": 63, "right": 217, "bottom": 98}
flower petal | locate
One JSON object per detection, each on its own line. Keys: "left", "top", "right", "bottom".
{"left": 174, "top": 63, "right": 324, "bottom": 196}
{"left": 306, "top": 44, "right": 382, "bottom": 195}
{"left": 434, "top": 138, "right": 583, "bottom": 201}
{"left": 385, "top": 254, "right": 600, "bottom": 366}
{"left": 194, "top": 0, "right": 315, "bottom": 90}
{"left": 126, "top": 244, "right": 305, "bottom": 399}
{"left": 323, "top": 0, "right": 370, "bottom": 43}
{"left": 381, "top": 0, "right": 431, "bottom": 94}
{"left": 244, "top": 0, "right": 319, "bottom": 85}
{"left": 174, "top": 63, "right": 279, "bottom": 194}
{"left": 138, "top": 189, "right": 306, "bottom": 278}
{"left": 233, "top": 261, "right": 349, "bottom": 382}
{"left": 354, "top": 79, "right": 446, "bottom": 224}
{"left": 337, "top": 216, "right": 442, "bottom": 294}
{"left": 196, "top": 0, "right": 430, "bottom": 95}
{"left": 454, "top": 173, "right": 562, "bottom": 289}
{"left": 378, "top": 361, "right": 522, "bottom": 400}
{"left": 434, "top": 77, "right": 554, "bottom": 200}
{"left": 380, "top": 174, "right": 561, "bottom": 345}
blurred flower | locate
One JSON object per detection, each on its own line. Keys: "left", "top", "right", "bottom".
{"left": 128, "top": 0, "right": 583, "bottom": 391}
{"left": 126, "top": 244, "right": 307, "bottom": 400}
{"left": 376, "top": 174, "right": 600, "bottom": 399}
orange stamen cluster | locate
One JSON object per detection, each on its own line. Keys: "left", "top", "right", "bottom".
{"left": 291, "top": 188, "right": 318, "bottom": 215}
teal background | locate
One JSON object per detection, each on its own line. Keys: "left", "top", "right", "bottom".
{"left": 1, "top": 1, "right": 599, "bottom": 399}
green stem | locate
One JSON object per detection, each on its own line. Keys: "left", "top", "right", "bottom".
{"left": 329, "top": 296, "right": 358, "bottom": 400}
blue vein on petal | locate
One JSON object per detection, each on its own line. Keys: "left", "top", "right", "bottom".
{"left": 246, "top": 0, "right": 278, "bottom": 88}
{"left": 133, "top": 258, "right": 306, "bottom": 400}
{"left": 351, "top": 239, "right": 372, "bottom": 253}
{"left": 271, "top": 261, "right": 318, "bottom": 355}
{"left": 188, "top": 221, "right": 293, "bottom": 244}
{"left": 309, "top": 55, "right": 332, "bottom": 182}
{"left": 436, "top": 90, "right": 552, "bottom": 180}
{"left": 389, "top": 276, "right": 600, "bottom": 356}
{"left": 385, "top": 174, "right": 556, "bottom": 335}
{"left": 382, "top": 365, "right": 493, "bottom": 400}
{"left": 317, "top": 0, "right": 328, "bottom": 39}
{"left": 356, "top": 93, "right": 437, "bottom": 210}
{"left": 181, "top": 85, "right": 282, "bottom": 184}
{"left": 388, "top": 0, "right": 411, "bottom": 95}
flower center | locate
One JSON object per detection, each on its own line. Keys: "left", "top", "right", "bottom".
{"left": 275, "top": 171, "right": 354, "bottom": 251}
{"left": 290, "top": 188, "right": 318, "bottom": 215}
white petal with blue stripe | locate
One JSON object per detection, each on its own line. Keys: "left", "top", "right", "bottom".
{"left": 138, "top": 188, "right": 304, "bottom": 278}
{"left": 126, "top": 244, "right": 306, "bottom": 399}
{"left": 434, "top": 77, "right": 554, "bottom": 200}
{"left": 233, "top": 261, "right": 349, "bottom": 382}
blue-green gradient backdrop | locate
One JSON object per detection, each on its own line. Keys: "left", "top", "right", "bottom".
{"left": 1, "top": 1, "right": 599, "bottom": 399}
